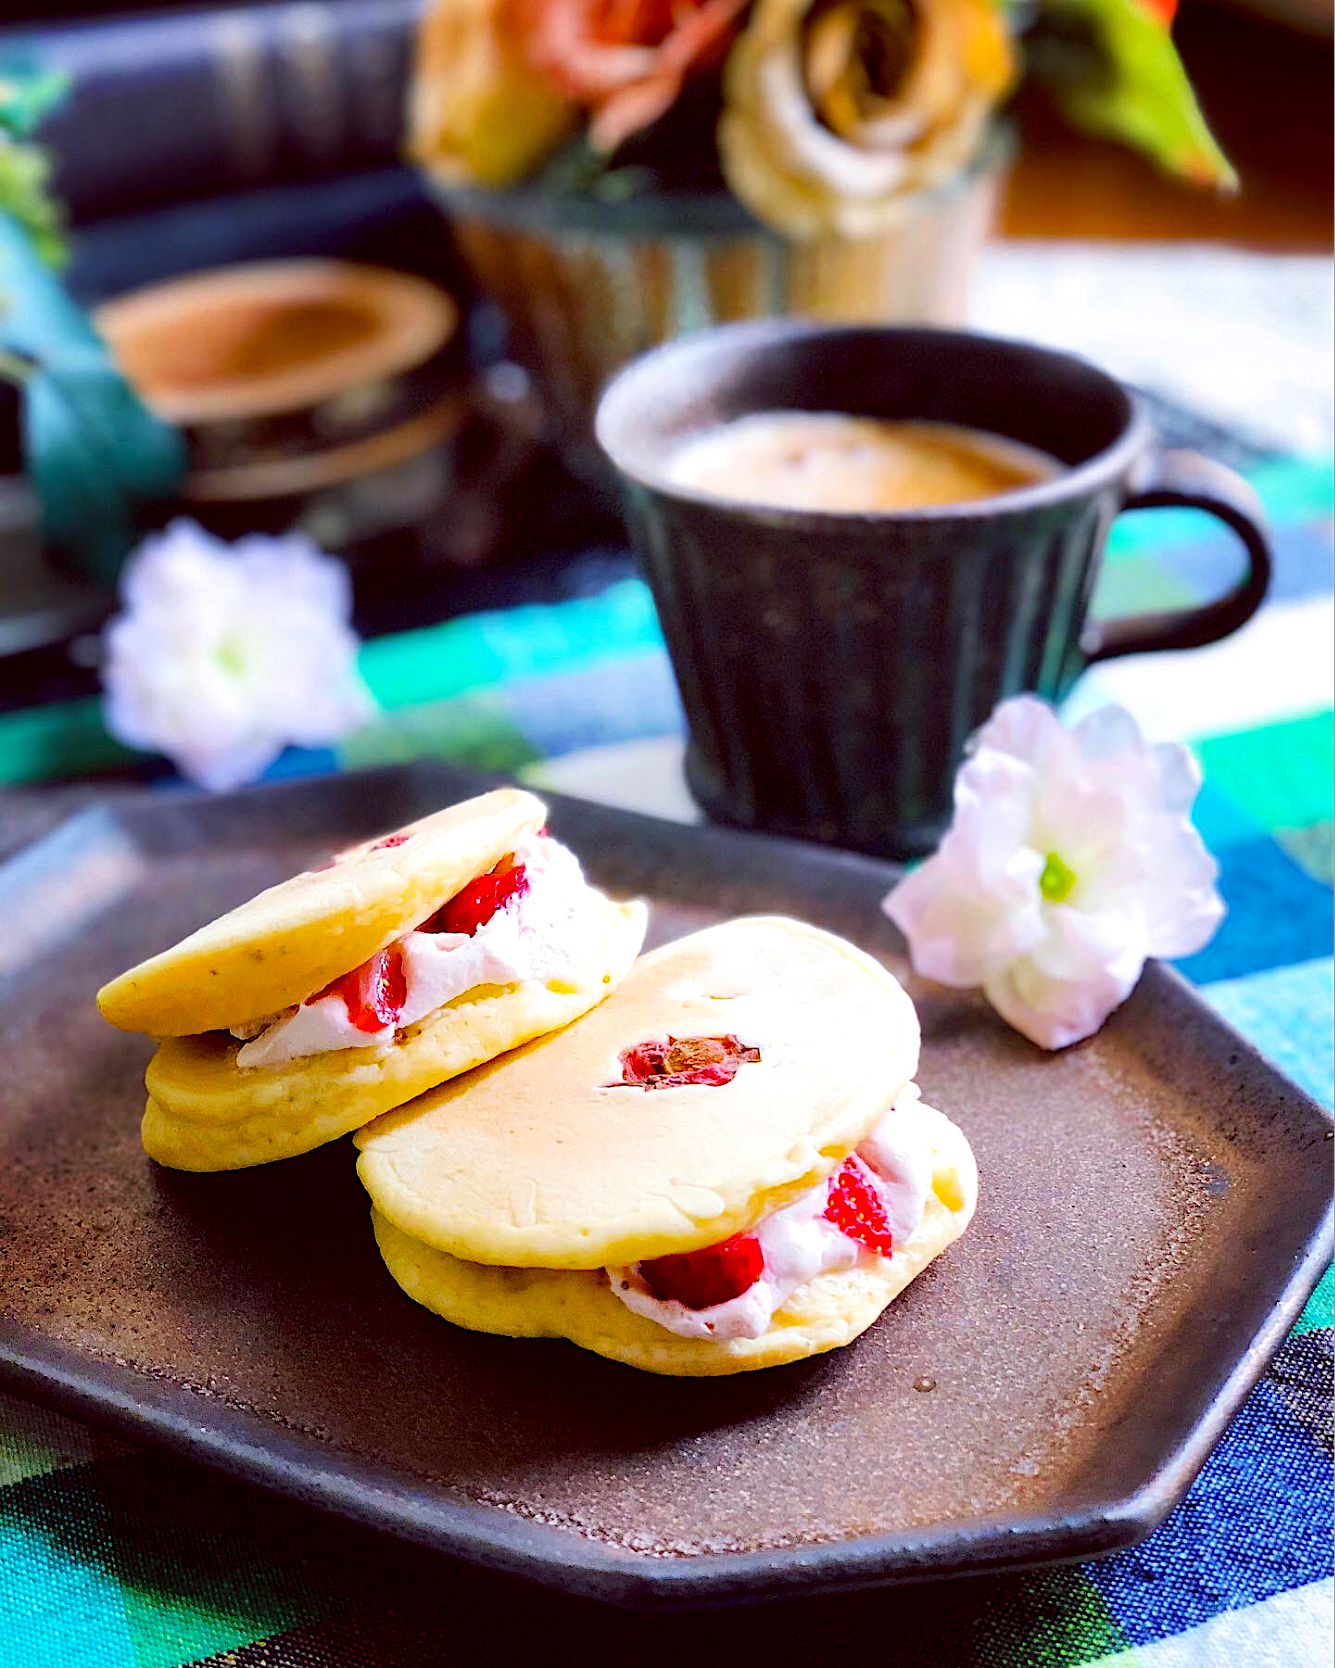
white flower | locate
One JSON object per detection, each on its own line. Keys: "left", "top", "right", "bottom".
{"left": 883, "top": 696, "right": 1224, "bottom": 1050}
{"left": 102, "top": 520, "right": 375, "bottom": 791}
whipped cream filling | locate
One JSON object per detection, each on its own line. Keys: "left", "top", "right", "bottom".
{"left": 607, "top": 1085, "right": 934, "bottom": 1343}
{"left": 234, "top": 834, "right": 588, "bottom": 1069}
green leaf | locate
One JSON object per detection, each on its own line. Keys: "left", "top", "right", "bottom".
{"left": 0, "top": 139, "right": 66, "bottom": 266}
{"left": 0, "top": 62, "right": 68, "bottom": 265}
{"left": 1030, "top": 0, "right": 1236, "bottom": 189}
{"left": 0, "top": 212, "right": 186, "bottom": 581}
{"left": 22, "top": 351, "right": 180, "bottom": 581}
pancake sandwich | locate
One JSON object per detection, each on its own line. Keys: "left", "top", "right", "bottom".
{"left": 98, "top": 789, "right": 646, "bottom": 1170}
{"left": 356, "top": 916, "right": 977, "bottom": 1375}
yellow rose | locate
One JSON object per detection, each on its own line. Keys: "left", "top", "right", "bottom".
{"left": 719, "top": 0, "right": 1014, "bottom": 238}
{"left": 409, "top": 0, "right": 577, "bottom": 187}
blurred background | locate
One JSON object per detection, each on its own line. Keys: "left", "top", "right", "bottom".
{"left": 0, "top": 0, "right": 1330, "bottom": 795}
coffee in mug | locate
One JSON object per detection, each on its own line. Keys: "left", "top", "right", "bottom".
{"left": 666, "top": 413, "right": 1060, "bottom": 513}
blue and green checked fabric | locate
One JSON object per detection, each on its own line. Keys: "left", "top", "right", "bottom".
{"left": 1, "top": 458, "right": 1331, "bottom": 1666}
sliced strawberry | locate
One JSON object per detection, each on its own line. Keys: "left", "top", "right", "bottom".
{"left": 312, "top": 946, "right": 407, "bottom": 1033}
{"left": 613, "top": 1034, "right": 761, "bottom": 1089}
{"left": 619, "top": 1038, "right": 670, "bottom": 1082}
{"left": 423, "top": 860, "right": 529, "bottom": 937}
{"left": 824, "top": 1158, "right": 894, "bottom": 1258}
{"left": 639, "top": 1232, "right": 765, "bottom": 1310}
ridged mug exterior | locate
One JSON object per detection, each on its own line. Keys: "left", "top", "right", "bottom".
{"left": 634, "top": 487, "right": 1114, "bottom": 857}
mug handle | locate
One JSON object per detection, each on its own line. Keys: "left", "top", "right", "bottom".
{"left": 1082, "top": 448, "right": 1272, "bottom": 663}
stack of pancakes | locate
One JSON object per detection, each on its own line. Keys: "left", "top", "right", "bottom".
{"left": 99, "top": 790, "right": 976, "bottom": 1376}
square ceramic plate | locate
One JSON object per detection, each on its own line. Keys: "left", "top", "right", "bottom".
{"left": 0, "top": 764, "right": 1329, "bottom": 1609}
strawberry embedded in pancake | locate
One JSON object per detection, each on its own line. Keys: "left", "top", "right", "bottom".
{"left": 100, "top": 789, "right": 648, "bottom": 1171}
{"left": 611, "top": 1034, "right": 762, "bottom": 1089}
{"left": 367, "top": 1094, "right": 977, "bottom": 1377}
{"left": 228, "top": 840, "right": 562, "bottom": 1071}
{"left": 355, "top": 916, "right": 922, "bottom": 1271}
{"left": 97, "top": 788, "right": 549, "bottom": 1037}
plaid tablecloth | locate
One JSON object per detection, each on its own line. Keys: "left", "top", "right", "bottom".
{"left": 1, "top": 456, "right": 1331, "bottom": 1667}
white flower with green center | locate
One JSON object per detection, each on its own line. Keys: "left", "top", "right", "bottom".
{"left": 103, "top": 519, "right": 375, "bottom": 791}
{"left": 883, "top": 695, "right": 1225, "bottom": 1050}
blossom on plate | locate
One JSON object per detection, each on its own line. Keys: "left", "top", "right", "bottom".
{"left": 409, "top": 0, "right": 577, "bottom": 186}
{"left": 883, "top": 696, "right": 1224, "bottom": 1050}
{"left": 522, "top": 0, "right": 749, "bottom": 153}
{"left": 718, "top": 0, "right": 1014, "bottom": 239}
{"left": 102, "top": 520, "right": 375, "bottom": 792}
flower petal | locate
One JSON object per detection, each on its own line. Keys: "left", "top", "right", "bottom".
{"left": 1150, "top": 740, "right": 1203, "bottom": 816}
{"left": 1026, "top": 903, "right": 1148, "bottom": 987}
{"left": 984, "top": 958, "right": 1138, "bottom": 1051}
{"left": 970, "top": 694, "right": 1074, "bottom": 778}
{"left": 949, "top": 748, "right": 1041, "bottom": 887}
{"left": 1072, "top": 701, "right": 1147, "bottom": 764}
{"left": 888, "top": 694, "right": 1223, "bottom": 1049}
{"left": 1140, "top": 817, "right": 1226, "bottom": 956}
{"left": 718, "top": 0, "right": 1011, "bottom": 238}
{"left": 101, "top": 520, "right": 374, "bottom": 791}
{"left": 985, "top": 908, "right": 1145, "bottom": 1051}
{"left": 885, "top": 854, "right": 1041, "bottom": 987}
{"left": 885, "top": 751, "right": 1046, "bottom": 986}
{"left": 409, "top": 0, "right": 575, "bottom": 186}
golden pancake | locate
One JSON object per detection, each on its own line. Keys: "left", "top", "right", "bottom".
{"left": 142, "top": 893, "right": 647, "bottom": 1170}
{"left": 98, "top": 787, "right": 545, "bottom": 1036}
{"left": 369, "top": 1099, "right": 976, "bottom": 1375}
{"left": 356, "top": 917, "right": 920, "bottom": 1270}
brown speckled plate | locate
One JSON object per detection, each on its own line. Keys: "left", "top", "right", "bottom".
{"left": 0, "top": 764, "right": 1330, "bottom": 1609}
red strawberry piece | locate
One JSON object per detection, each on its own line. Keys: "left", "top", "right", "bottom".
{"left": 423, "top": 860, "right": 529, "bottom": 936}
{"left": 612, "top": 1034, "right": 761, "bottom": 1089}
{"left": 312, "top": 946, "right": 407, "bottom": 1033}
{"left": 639, "top": 1232, "right": 765, "bottom": 1310}
{"left": 371, "top": 832, "right": 410, "bottom": 852}
{"left": 618, "top": 1038, "right": 670, "bottom": 1083}
{"left": 823, "top": 1158, "right": 894, "bottom": 1258}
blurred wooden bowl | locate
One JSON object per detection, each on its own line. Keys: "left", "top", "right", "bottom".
{"left": 97, "top": 259, "right": 465, "bottom": 530}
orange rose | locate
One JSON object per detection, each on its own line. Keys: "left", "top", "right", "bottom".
{"left": 522, "top": 0, "right": 750, "bottom": 152}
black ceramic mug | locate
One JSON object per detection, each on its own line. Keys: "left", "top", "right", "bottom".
{"left": 596, "top": 321, "right": 1271, "bottom": 859}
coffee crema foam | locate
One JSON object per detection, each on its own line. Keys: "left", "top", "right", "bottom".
{"left": 664, "top": 412, "right": 1061, "bottom": 513}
